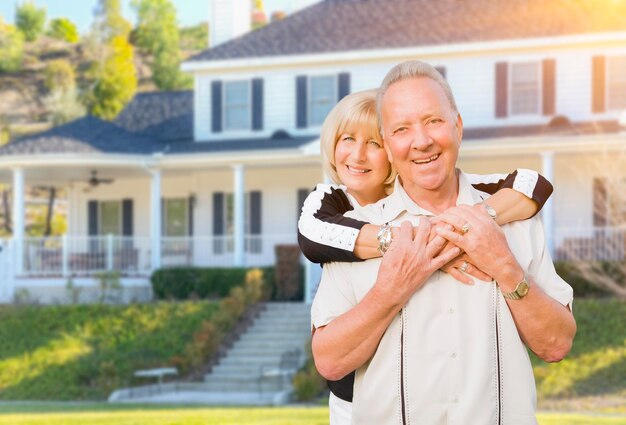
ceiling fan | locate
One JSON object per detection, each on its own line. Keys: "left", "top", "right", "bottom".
{"left": 83, "top": 170, "right": 114, "bottom": 192}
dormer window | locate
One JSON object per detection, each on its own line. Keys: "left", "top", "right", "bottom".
{"left": 224, "top": 81, "right": 251, "bottom": 131}
{"left": 510, "top": 61, "right": 541, "bottom": 116}
{"left": 608, "top": 56, "right": 626, "bottom": 111}
{"left": 309, "top": 76, "right": 336, "bottom": 126}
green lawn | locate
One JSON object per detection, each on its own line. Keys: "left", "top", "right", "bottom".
{"left": 0, "top": 404, "right": 624, "bottom": 425}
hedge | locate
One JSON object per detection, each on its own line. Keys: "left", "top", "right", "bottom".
{"left": 151, "top": 267, "right": 275, "bottom": 300}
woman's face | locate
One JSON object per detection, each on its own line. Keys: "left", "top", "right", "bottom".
{"left": 334, "top": 127, "right": 390, "bottom": 206}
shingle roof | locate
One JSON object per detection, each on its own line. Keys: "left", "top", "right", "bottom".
{"left": 114, "top": 91, "right": 193, "bottom": 142}
{"left": 188, "top": 0, "right": 626, "bottom": 62}
{"left": 0, "top": 116, "right": 155, "bottom": 156}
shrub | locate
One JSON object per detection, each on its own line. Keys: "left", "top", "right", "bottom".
{"left": 292, "top": 343, "right": 326, "bottom": 401}
{"left": 554, "top": 261, "right": 614, "bottom": 297}
{"left": 151, "top": 266, "right": 275, "bottom": 300}
{"left": 44, "top": 59, "right": 76, "bottom": 93}
{"left": 48, "top": 17, "right": 79, "bottom": 43}
{"left": 15, "top": 1, "right": 46, "bottom": 42}
{"left": 0, "top": 18, "right": 24, "bottom": 72}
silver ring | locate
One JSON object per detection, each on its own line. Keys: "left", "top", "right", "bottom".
{"left": 459, "top": 261, "right": 469, "bottom": 273}
{"left": 461, "top": 223, "right": 471, "bottom": 234}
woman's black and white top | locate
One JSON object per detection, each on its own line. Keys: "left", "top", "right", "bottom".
{"left": 298, "top": 169, "right": 553, "bottom": 264}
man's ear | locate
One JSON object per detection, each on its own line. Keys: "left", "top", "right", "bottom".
{"left": 455, "top": 113, "right": 464, "bottom": 146}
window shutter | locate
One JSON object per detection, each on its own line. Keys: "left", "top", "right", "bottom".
{"left": 250, "top": 191, "right": 262, "bottom": 235}
{"left": 296, "top": 76, "right": 308, "bottom": 128}
{"left": 542, "top": 59, "right": 556, "bottom": 116}
{"left": 338, "top": 73, "right": 351, "bottom": 101}
{"left": 297, "top": 188, "right": 309, "bottom": 225}
{"left": 88, "top": 200, "right": 98, "bottom": 236}
{"left": 592, "top": 56, "right": 606, "bottom": 114}
{"left": 211, "top": 80, "right": 223, "bottom": 133}
{"left": 252, "top": 78, "right": 264, "bottom": 131}
{"left": 435, "top": 66, "right": 447, "bottom": 79}
{"left": 593, "top": 178, "right": 608, "bottom": 226}
{"left": 122, "top": 199, "right": 133, "bottom": 236}
{"left": 495, "top": 62, "right": 508, "bottom": 118}
{"left": 213, "top": 192, "right": 224, "bottom": 235}
{"left": 188, "top": 196, "right": 194, "bottom": 236}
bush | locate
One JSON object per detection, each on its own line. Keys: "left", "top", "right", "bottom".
{"left": 292, "top": 343, "right": 326, "bottom": 401}
{"left": 44, "top": 59, "right": 76, "bottom": 92}
{"left": 554, "top": 261, "right": 615, "bottom": 297}
{"left": 151, "top": 266, "right": 275, "bottom": 300}
{"left": 15, "top": 1, "right": 46, "bottom": 42}
{"left": 0, "top": 18, "right": 24, "bottom": 72}
{"left": 48, "top": 18, "right": 79, "bottom": 43}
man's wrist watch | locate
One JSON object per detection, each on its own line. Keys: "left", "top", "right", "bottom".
{"left": 483, "top": 201, "right": 497, "bottom": 221}
{"left": 499, "top": 275, "right": 530, "bottom": 300}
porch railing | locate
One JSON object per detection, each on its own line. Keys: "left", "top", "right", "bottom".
{"left": 554, "top": 226, "right": 626, "bottom": 261}
{"left": 18, "top": 233, "right": 300, "bottom": 277}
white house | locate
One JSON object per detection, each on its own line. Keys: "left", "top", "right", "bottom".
{"left": 1, "top": 0, "right": 625, "bottom": 303}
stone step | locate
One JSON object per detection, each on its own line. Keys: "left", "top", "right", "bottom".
{"left": 201, "top": 380, "right": 289, "bottom": 392}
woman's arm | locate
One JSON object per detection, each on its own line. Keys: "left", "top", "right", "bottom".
{"left": 297, "top": 184, "right": 368, "bottom": 263}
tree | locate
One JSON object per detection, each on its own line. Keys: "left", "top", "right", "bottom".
{"left": 0, "top": 17, "right": 24, "bottom": 72}
{"left": 86, "top": 35, "right": 137, "bottom": 120}
{"left": 44, "top": 59, "right": 76, "bottom": 93}
{"left": 44, "top": 87, "right": 86, "bottom": 125}
{"left": 48, "top": 17, "right": 79, "bottom": 43}
{"left": 15, "top": 1, "right": 46, "bottom": 42}
{"left": 558, "top": 149, "right": 626, "bottom": 299}
{"left": 92, "top": 0, "right": 131, "bottom": 42}
{"left": 179, "top": 22, "right": 208, "bottom": 51}
{"left": 131, "top": 0, "right": 191, "bottom": 90}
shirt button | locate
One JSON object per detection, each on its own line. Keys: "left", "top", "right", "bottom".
{"left": 449, "top": 308, "right": 454, "bottom": 314}
{"left": 451, "top": 397, "right": 458, "bottom": 403}
{"left": 451, "top": 352, "right": 457, "bottom": 359}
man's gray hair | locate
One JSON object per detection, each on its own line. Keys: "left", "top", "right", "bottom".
{"left": 376, "top": 60, "right": 459, "bottom": 136}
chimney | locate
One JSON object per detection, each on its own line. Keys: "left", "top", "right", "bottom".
{"left": 210, "top": 0, "right": 251, "bottom": 47}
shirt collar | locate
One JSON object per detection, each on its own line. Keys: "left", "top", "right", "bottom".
{"left": 379, "top": 170, "right": 486, "bottom": 223}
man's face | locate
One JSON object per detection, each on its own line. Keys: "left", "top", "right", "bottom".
{"left": 381, "top": 77, "right": 463, "bottom": 195}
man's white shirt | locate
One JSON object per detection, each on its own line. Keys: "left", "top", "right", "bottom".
{"left": 311, "top": 172, "right": 573, "bottom": 425}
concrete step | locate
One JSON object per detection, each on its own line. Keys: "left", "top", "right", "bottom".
{"left": 201, "top": 380, "right": 289, "bottom": 392}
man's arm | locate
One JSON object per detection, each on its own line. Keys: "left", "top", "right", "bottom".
{"left": 435, "top": 205, "right": 576, "bottom": 362}
{"left": 312, "top": 220, "right": 461, "bottom": 380}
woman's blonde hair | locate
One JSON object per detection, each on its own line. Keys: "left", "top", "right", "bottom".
{"left": 320, "top": 89, "right": 396, "bottom": 191}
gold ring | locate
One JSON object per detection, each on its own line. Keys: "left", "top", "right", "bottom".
{"left": 459, "top": 261, "right": 469, "bottom": 273}
{"left": 461, "top": 223, "right": 471, "bottom": 234}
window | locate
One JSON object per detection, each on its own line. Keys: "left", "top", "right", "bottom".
{"left": 309, "top": 75, "right": 336, "bottom": 126}
{"left": 224, "top": 81, "right": 251, "bottom": 130}
{"left": 608, "top": 56, "right": 626, "bottom": 111}
{"left": 164, "top": 198, "right": 188, "bottom": 237}
{"left": 220, "top": 192, "right": 261, "bottom": 253}
{"left": 510, "top": 62, "right": 541, "bottom": 115}
{"left": 100, "top": 201, "right": 121, "bottom": 235}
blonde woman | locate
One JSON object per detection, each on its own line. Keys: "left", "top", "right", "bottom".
{"left": 297, "top": 89, "right": 553, "bottom": 423}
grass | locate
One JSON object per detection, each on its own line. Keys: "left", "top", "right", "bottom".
{"left": 0, "top": 404, "right": 624, "bottom": 425}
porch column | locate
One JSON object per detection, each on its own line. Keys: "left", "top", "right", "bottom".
{"left": 12, "top": 168, "right": 24, "bottom": 275}
{"left": 150, "top": 169, "right": 162, "bottom": 270}
{"left": 542, "top": 151, "right": 555, "bottom": 256}
{"left": 233, "top": 164, "right": 245, "bottom": 267}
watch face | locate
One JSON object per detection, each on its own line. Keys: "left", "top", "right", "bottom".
{"left": 518, "top": 280, "right": 530, "bottom": 297}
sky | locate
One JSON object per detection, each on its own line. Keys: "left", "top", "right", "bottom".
{"left": 0, "top": 0, "right": 319, "bottom": 31}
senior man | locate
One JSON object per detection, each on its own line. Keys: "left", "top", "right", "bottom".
{"left": 311, "top": 60, "right": 576, "bottom": 425}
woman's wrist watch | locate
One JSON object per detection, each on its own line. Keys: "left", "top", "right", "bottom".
{"left": 377, "top": 224, "right": 393, "bottom": 255}
{"left": 482, "top": 201, "right": 497, "bottom": 221}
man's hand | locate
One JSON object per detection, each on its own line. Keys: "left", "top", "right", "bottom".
{"left": 376, "top": 219, "right": 461, "bottom": 307}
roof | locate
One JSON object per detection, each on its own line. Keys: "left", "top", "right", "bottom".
{"left": 0, "top": 116, "right": 155, "bottom": 156}
{"left": 114, "top": 91, "right": 193, "bottom": 142}
{"left": 187, "top": 0, "right": 626, "bottom": 63}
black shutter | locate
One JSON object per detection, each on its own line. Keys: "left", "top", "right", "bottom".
{"left": 188, "top": 196, "right": 194, "bottom": 236}
{"left": 338, "top": 73, "right": 350, "bottom": 101}
{"left": 593, "top": 178, "right": 608, "bottom": 226}
{"left": 213, "top": 192, "right": 224, "bottom": 235}
{"left": 211, "top": 80, "right": 222, "bottom": 133}
{"left": 297, "top": 188, "right": 309, "bottom": 225}
{"left": 252, "top": 78, "right": 264, "bottom": 131}
{"left": 592, "top": 56, "right": 606, "bottom": 114}
{"left": 296, "top": 75, "right": 308, "bottom": 128}
{"left": 88, "top": 200, "right": 98, "bottom": 235}
{"left": 495, "top": 62, "right": 508, "bottom": 118}
{"left": 250, "top": 191, "right": 262, "bottom": 235}
{"left": 435, "top": 66, "right": 447, "bottom": 79}
{"left": 122, "top": 199, "right": 133, "bottom": 236}
{"left": 542, "top": 59, "right": 556, "bottom": 116}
